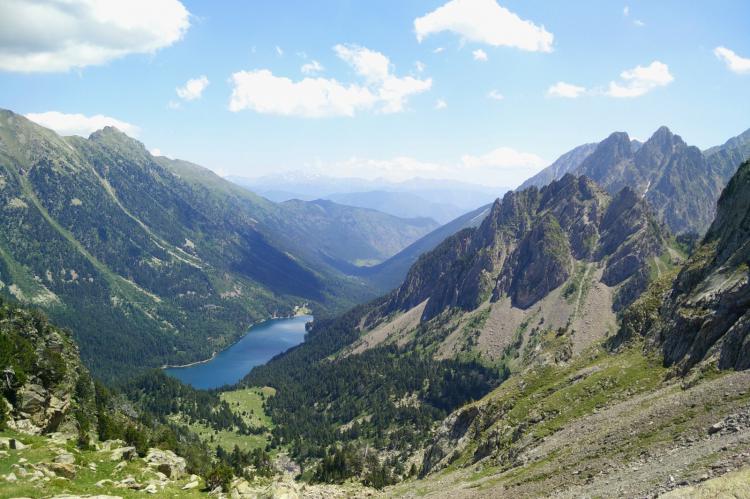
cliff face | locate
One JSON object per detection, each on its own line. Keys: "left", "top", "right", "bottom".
{"left": 654, "top": 160, "right": 750, "bottom": 371}
{"left": 385, "top": 174, "right": 670, "bottom": 323}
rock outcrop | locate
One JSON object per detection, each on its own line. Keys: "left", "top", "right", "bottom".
{"left": 0, "top": 299, "right": 96, "bottom": 437}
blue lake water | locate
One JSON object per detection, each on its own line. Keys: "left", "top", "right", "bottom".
{"left": 165, "top": 315, "right": 312, "bottom": 389}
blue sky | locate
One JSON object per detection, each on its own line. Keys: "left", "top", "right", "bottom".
{"left": 1, "top": 0, "right": 749, "bottom": 187}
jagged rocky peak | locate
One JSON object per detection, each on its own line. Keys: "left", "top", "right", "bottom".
{"left": 384, "top": 173, "right": 671, "bottom": 324}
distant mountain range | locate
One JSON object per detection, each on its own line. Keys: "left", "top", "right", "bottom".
{"left": 520, "top": 126, "right": 750, "bottom": 234}
{"left": 228, "top": 173, "right": 504, "bottom": 224}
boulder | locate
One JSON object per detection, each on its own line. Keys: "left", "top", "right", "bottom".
{"left": 145, "top": 448, "right": 186, "bottom": 479}
{"left": 54, "top": 452, "right": 76, "bottom": 465}
{"left": 182, "top": 480, "right": 200, "bottom": 490}
{"left": 47, "top": 462, "right": 76, "bottom": 479}
{"left": 18, "top": 383, "right": 46, "bottom": 413}
{"left": 10, "top": 438, "right": 27, "bottom": 450}
{"left": 110, "top": 446, "right": 137, "bottom": 461}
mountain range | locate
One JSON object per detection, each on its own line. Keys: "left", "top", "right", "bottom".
{"left": 520, "top": 126, "right": 750, "bottom": 235}
{"left": 229, "top": 173, "right": 504, "bottom": 224}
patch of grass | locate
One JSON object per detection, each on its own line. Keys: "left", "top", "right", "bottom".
{"left": 221, "top": 386, "right": 276, "bottom": 430}
{"left": 0, "top": 429, "right": 204, "bottom": 498}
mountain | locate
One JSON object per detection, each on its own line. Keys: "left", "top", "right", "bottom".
{"left": 377, "top": 174, "right": 675, "bottom": 325}
{"left": 404, "top": 158, "right": 750, "bottom": 497}
{"left": 518, "top": 126, "right": 750, "bottom": 235}
{"left": 357, "top": 203, "right": 492, "bottom": 292}
{"left": 159, "top": 158, "right": 438, "bottom": 269}
{"left": 0, "top": 109, "right": 430, "bottom": 379}
{"left": 323, "top": 190, "right": 464, "bottom": 224}
{"left": 229, "top": 173, "right": 503, "bottom": 225}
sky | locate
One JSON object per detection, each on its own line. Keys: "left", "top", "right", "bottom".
{"left": 1, "top": 0, "right": 749, "bottom": 188}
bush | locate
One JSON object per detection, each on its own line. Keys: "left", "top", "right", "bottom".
{"left": 206, "top": 462, "right": 234, "bottom": 492}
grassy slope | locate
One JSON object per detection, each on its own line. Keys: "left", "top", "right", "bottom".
{"left": 0, "top": 430, "right": 204, "bottom": 498}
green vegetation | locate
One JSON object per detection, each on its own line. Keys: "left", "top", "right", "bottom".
{"left": 0, "top": 429, "right": 206, "bottom": 498}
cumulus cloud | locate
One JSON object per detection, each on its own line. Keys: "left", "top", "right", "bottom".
{"left": 487, "top": 90, "right": 505, "bottom": 101}
{"left": 324, "top": 146, "right": 544, "bottom": 186}
{"left": 176, "top": 75, "right": 209, "bottom": 101}
{"left": 472, "top": 49, "right": 488, "bottom": 61}
{"left": 0, "top": 0, "right": 189, "bottom": 72}
{"left": 25, "top": 111, "right": 140, "bottom": 137}
{"left": 547, "top": 81, "right": 586, "bottom": 98}
{"left": 301, "top": 60, "right": 324, "bottom": 74}
{"left": 606, "top": 60, "right": 673, "bottom": 98}
{"left": 714, "top": 46, "right": 750, "bottom": 74}
{"left": 414, "top": 0, "right": 553, "bottom": 52}
{"left": 229, "top": 44, "right": 431, "bottom": 117}
{"left": 435, "top": 99, "right": 447, "bottom": 109}
{"left": 334, "top": 44, "right": 391, "bottom": 83}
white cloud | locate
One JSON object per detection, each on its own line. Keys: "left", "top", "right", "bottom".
{"left": 228, "top": 71, "right": 377, "bottom": 117}
{"left": 435, "top": 99, "right": 447, "bottom": 109}
{"left": 472, "top": 49, "right": 488, "bottom": 61}
{"left": 334, "top": 44, "right": 390, "bottom": 83}
{"left": 150, "top": 148, "right": 162, "bottom": 156}
{"left": 229, "top": 44, "right": 431, "bottom": 117}
{"left": 176, "top": 75, "right": 209, "bottom": 101}
{"left": 415, "top": 0, "right": 553, "bottom": 52}
{"left": 415, "top": 61, "right": 426, "bottom": 72}
{"left": 0, "top": 0, "right": 189, "bottom": 72}
{"left": 301, "top": 60, "right": 324, "bottom": 74}
{"left": 275, "top": 45, "right": 284, "bottom": 56}
{"left": 606, "top": 60, "right": 673, "bottom": 98}
{"left": 714, "top": 46, "right": 750, "bottom": 74}
{"left": 324, "top": 146, "right": 545, "bottom": 186}
{"left": 547, "top": 81, "right": 586, "bottom": 98}
{"left": 25, "top": 111, "right": 140, "bottom": 137}
{"left": 433, "top": 47, "right": 445, "bottom": 54}
{"left": 487, "top": 89, "right": 505, "bottom": 100}
{"left": 634, "top": 19, "right": 645, "bottom": 27}
{"left": 623, "top": 5, "right": 630, "bottom": 16}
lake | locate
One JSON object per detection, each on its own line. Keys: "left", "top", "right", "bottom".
{"left": 165, "top": 315, "right": 312, "bottom": 389}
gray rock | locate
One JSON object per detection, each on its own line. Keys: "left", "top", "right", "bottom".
{"left": 145, "top": 448, "right": 186, "bottom": 479}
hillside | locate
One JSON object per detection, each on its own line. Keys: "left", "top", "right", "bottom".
{"left": 387, "top": 160, "right": 750, "bottom": 498}
{"left": 519, "top": 126, "right": 750, "bottom": 235}
{"left": 0, "top": 109, "right": 430, "bottom": 379}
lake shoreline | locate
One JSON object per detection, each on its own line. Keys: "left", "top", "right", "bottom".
{"left": 160, "top": 310, "right": 312, "bottom": 371}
